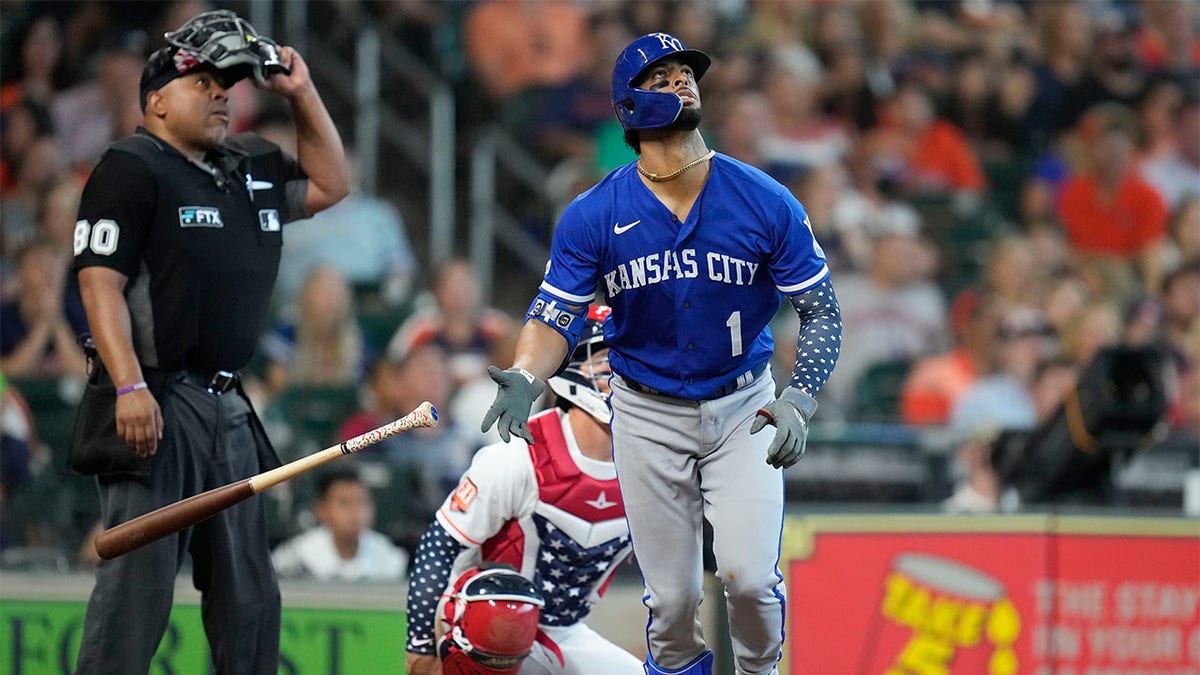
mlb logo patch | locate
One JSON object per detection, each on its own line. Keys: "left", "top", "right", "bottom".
{"left": 178, "top": 206, "right": 223, "bottom": 228}
{"left": 258, "top": 209, "right": 281, "bottom": 232}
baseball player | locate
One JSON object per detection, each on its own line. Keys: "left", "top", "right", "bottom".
{"left": 480, "top": 33, "right": 843, "bottom": 675}
{"left": 406, "top": 307, "right": 643, "bottom": 675}
{"left": 70, "top": 10, "right": 347, "bottom": 673}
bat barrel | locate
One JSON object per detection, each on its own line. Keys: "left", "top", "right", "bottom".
{"left": 94, "top": 480, "right": 255, "bottom": 560}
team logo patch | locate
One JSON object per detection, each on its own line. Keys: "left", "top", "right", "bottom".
{"left": 178, "top": 206, "right": 223, "bottom": 228}
{"left": 450, "top": 478, "right": 478, "bottom": 512}
{"left": 258, "top": 209, "right": 281, "bottom": 232}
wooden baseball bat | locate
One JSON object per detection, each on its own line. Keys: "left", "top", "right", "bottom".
{"left": 94, "top": 401, "right": 439, "bottom": 560}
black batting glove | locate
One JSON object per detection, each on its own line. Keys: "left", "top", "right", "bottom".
{"left": 481, "top": 366, "right": 545, "bottom": 444}
{"left": 750, "top": 387, "right": 818, "bottom": 469}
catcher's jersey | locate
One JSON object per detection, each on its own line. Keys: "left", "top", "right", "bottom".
{"left": 539, "top": 153, "right": 829, "bottom": 399}
{"left": 436, "top": 409, "right": 631, "bottom": 627}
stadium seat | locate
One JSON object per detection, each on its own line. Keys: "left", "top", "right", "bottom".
{"left": 848, "top": 358, "right": 914, "bottom": 423}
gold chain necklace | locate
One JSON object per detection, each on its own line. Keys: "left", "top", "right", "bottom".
{"left": 637, "top": 149, "right": 716, "bottom": 183}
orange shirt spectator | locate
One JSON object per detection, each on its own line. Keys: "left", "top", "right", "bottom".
{"left": 1058, "top": 172, "right": 1168, "bottom": 255}
{"left": 900, "top": 349, "right": 978, "bottom": 425}
{"left": 909, "top": 120, "right": 987, "bottom": 193}
{"left": 463, "top": 0, "right": 591, "bottom": 101}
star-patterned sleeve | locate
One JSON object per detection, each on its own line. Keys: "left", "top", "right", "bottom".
{"left": 404, "top": 524, "right": 466, "bottom": 655}
{"left": 787, "top": 277, "right": 842, "bottom": 396}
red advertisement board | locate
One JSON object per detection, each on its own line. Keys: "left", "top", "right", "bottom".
{"left": 784, "top": 515, "right": 1200, "bottom": 675}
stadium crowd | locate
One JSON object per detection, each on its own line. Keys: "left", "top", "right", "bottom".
{"left": 1, "top": 0, "right": 1197, "bottom": 576}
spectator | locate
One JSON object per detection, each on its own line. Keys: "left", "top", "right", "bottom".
{"left": 259, "top": 112, "right": 418, "bottom": 314}
{"left": 461, "top": 0, "right": 591, "bottom": 103}
{"left": 821, "top": 220, "right": 948, "bottom": 419}
{"left": 271, "top": 467, "right": 408, "bottom": 582}
{"left": 0, "top": 239, "right": 88, "bottom": 378}
{"left": 712, "top": 88, "right": 772, "bottom": 169}
{"left": 1027, "top": 1, "right": 1091, "bottom": 150}
{"left": 1163, "top": 197, "right": 1200, "bottom": 274}
{"left": 0, "top": 15, "right": 62, "bottom": 111}
{"left": 1160, "top": 259, "right": 1200, "bottom": 368}
{"left": 257, "top": 266, "right": 371, "bottom": 403}
{"left": 0, "top": 98, "right": 55, "bottom": 198}
{"left": 0, "top": 377, "right": 37, "bottom": 551}
{"left": 859, "top": 78, "right": 987, "bottom": 201}
{"left": 900, "top": 290, "right": 999, "bottom": 426}
{"left": 1057, "top": 103, "right": 1169, "bottom": 302}
{"left": 387, "top": 259, "right": 515, "bottom": 391}
{"left": 1059, "top": 299, "right": 1123, "bottom": 369}
{"left": 527, "top": 11, "right": 631, "bottom": 166}
{"left": 1062, "top": 7, "right": 1149, "bottom": 130}
{"left": 980, "top": 234, "right": 1042, "bottom": 315}
{"left": 947, "top": 307, "right": 1050, "bottom": 444}
{"left": 758, "top": 46, "right": 852, "bottom": 180}
{"left": 1141, "top": 92, "right": 1200, "bottom": 210}
{"left": 338, "top": 343, "right": 477, "bottom": 551}
{"left": 50, "top": 33, "right": 145, "bottom": 171}
{"left": 0, "top": 135, "right": 67, "bottom": 263}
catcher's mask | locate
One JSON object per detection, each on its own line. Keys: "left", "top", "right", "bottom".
{"left": 549, "top": 305, "right": 613, "bottom": 424}
{"left": 439, "top": 566, "right": 544, "bottom": 674}
{"left": 611, "top": 32, "right": 711, "bottom": 131}
{"left": 141, "top": 9, "right": 288, "bottom": 107}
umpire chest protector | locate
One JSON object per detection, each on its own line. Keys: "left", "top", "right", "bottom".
{"left": 76, "top": 128, "right": 305, "bottom": 372}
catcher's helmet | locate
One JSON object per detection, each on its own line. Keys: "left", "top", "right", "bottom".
{"left": 611, "top": 32, "right": 712, "bottom": 131}
{"left": 163, "top": 10, "right": 286, "bottom": 84}
{"left": 549, "top": 305, "right": 612, "bottom": 424}
{"left": 440, "top": 566, "right": 544, "bottom": 674}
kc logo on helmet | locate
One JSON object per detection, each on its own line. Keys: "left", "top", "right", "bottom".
{"left": 650, "top": 33, "right": 684, "bottom": 51}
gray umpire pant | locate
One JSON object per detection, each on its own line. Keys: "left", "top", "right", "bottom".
{"left": 75, "top": 374, "right": 281, "bottom": 674}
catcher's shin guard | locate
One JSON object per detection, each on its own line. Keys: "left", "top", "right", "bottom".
{"left": 644, "top": 649, "right": 714, "bottom": 675}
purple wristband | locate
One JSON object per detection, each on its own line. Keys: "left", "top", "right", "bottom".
{"left": 116, "top": 381, "right": 148, "bottom": 396}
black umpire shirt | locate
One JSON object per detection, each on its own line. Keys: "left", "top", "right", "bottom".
{"left": 74, "top": 127, "right": 308, "bottom": 373}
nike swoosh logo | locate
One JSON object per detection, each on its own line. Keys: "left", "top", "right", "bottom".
{"left": 613, "top": 220, "right": 641, "bottom": 234}
{"left": 410, "top": 637, "right": 433, "bottom": 647}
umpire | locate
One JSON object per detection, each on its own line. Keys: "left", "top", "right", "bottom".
{"left": 70, "top": 11, "right": 348, "bottom": 674}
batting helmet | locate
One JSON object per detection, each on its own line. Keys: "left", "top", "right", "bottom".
{"left": 162, "top": 10, "right": 287, "bottom": 85}
{"left": 549, "top": 305, "right": 613, "bottom": 424}
{"left": 611, "top": 32, "right": 712, "bottom": 131}
{"left": 439, "top": 566, "right": 545, "bottom": 674}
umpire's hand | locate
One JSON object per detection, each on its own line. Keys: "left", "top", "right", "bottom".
{"left": 751, "top": 387, "right": 818, "bottom": 469}
{"left": 481, "top": 366, "right": 545, "bottom": 444}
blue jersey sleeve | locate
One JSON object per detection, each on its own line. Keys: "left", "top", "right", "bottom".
{"left": 539, "top": 197, "right": 602, "bottom": 305}
{"left": 767, "top": 195, "right": 829, "bottom": 295}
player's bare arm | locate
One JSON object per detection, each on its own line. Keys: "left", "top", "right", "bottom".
{"left": 512, "top": 318, "right": 572, "bottom": 381}
{"left": 78, "top": 266, "right": 164, "bottom": 457}
{"left": 261, "top": 46, "right": 349, "bottom": 216}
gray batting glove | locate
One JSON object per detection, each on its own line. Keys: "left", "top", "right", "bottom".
{"left": 750, "top": 387, "right": 818, "bottom": 469}
{"left": 481, "top": 366, "right": 545, "bottom": 444}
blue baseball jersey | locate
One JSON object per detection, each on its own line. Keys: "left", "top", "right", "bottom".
{"left": 538, "top": 153, "right": 829, "bottom": 399}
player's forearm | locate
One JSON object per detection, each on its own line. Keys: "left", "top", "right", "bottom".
{"left": 78, "top": 267, "right": 144, "bottom": 388}
{"left": 405, "top": 524, "right": 466, "bottom": 654}
{"left": 290, "top": 87, "right": 349, "bottom": 216}
{"left": 786, "top": 277, "right": 843, "bottom": 396}
{"left": 511, "top": 319, "right": 571, "bottom": 381}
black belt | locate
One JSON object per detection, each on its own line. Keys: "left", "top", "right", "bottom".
{"left": 623, "top": 362, "right": 768, "bottom": 401}
{"left": 178, "top": 369, "right": 240, "bottom": 395}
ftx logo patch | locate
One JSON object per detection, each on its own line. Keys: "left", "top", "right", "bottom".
{"left": 178, "top": 206, "right": 223, "bottom": 228}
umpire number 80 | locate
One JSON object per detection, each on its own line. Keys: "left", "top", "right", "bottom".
{"left": 74, "top": 219, "right": 120, "bottom": 256}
